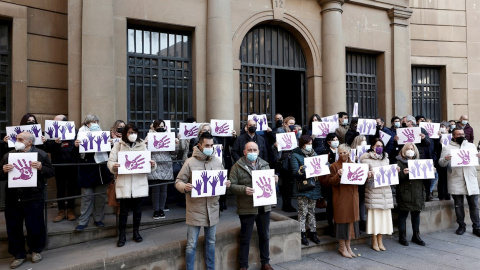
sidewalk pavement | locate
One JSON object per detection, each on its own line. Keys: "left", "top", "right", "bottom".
{"left": 272, "top": 228, "right": 480, "bottom": 270}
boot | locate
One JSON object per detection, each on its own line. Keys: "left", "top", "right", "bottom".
{"left": 133, "top": 218, "right": 143, "bottom": 242}
{"left": 117, "top": 215, "right": 127, "bottom": 247}
{"left": 67, "top": 209, "right": 77, "bottom": 221}
{"left": 345, "top": 239, "right": 357, "bottom": 257}
{"left": 301, "top": 232, "right": 309, "bottom": 246}
{"left": 308, "top": 231, "right": 321, "bottom": 245}
{"left": 53, "top": 210, "right": 65, "bottom": 223}
{"left": 377, "top": 234, "right": 386, "bottom": 251}
{"left": 411, "top": 230, "right": 426, "bottom": 246}
{"left": 371, "top": 235, "right": 380, "bottom": 251}
{"left": 338, "top": 240, "right": 352, "bottom": 258}
{"left": 399, "top": 230, "right": 409, "bottom": 246}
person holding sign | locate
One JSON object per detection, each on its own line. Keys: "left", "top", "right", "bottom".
{"left": 396, "top": 143, "right": 427, "bottom": 246}
{"left": 232, "top": 119, "right": 267, "bottom": 163}
{"left": 175, "top": 132, "right": 229, "bottom": 270}
{"left": 439, "top": 128, "right": 480, "bottom": 237}
{"left": 359, "top": 139, "right": 394, "bottom": 251}
{"left": 320, "top": 133, "right": 339, "bottom": 236}
{"left": 229, "top": 141, "right": 278, "bottom": 270}
{"left": 301, "top": 114, "right": 326, "bottom": 154}
{"left": 290, "top": 135, "right": 322, "bottom": 246}
{"left": 0, "top": 132, "right": 55, "bottom": 268}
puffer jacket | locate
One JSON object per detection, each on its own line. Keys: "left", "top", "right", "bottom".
{"left": 107, "top": 140, "right": 155, "bottom": 199}
{"left": 438, "top": 139, "right": 480, "bottom": 195}
{"left": 147, "top": 130, "right": 178, "bottom": 181}
{"left": 290, "top": 147, "right": 322, "bottom": 200}
{"left": 175, "top": 146, "right": 224, "bottom": 227}
{"left": 396, "top": 156, "right": 425, "bottom": 211}
{"left": 360, "top": 151, "right": 394, "bottom": 210}
{"left": 229, "top": 156, "right": 272, "bottom": 215}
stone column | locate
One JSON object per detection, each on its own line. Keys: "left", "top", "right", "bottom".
{"left": 388, "top": 8, "right": 413, "bottom": 117}
{"left": 318, "top": 0, "right": 346, "bottom": 115}
{"left": 206, "top": 0, "right": 234, "bottom": 121}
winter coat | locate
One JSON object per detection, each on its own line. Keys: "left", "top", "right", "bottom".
{"left": 175, "top": 146, "right": 224, "bottom": 227}
{"left": 360, "top": 152, "right": 394, "bottom": 210}
{"left": 229, "top": 156, "right": 272, "bottom": 215}
{"left": 416, "top": 127, "right": 431, "bottom": 159}
{"left": 320, "top": 158, "right": 359, "bottom": 223}
{"left": 290, "top": 147, "right": 322, "bottom": 200}
{"left": 302, "top": 127, "right": 326, "bottom": 154}
{"left": 335, "top": 125, "right": 348, "bottom": 144}
{"left": 231, "top": 133, "right": 268, "bottom": 163}
{"left": 108, "top": 140, "right": 155, "bottom": 199}
{"left": 44, "top": 130, "right": 78, "bottom": 164}
{"left": 462, "top": 123, "right": 474, "bottom": 143}
{"left": 147, "top": 130, "right": 178, "bottom": 181}
{"left": 396, "top": 156, "right": 425, "bottom": 211}
{"left": 438, "top": 139, "right": 480, "bottom": 195}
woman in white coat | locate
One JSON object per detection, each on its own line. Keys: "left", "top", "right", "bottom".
{"left": 108, "top": 124, "right": 156, "bottom": 247}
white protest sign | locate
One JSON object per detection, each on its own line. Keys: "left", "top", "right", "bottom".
{"left": 248, "top": 114, "right": 268, "bottom": 131}
{"left": 111, "top": 138, "right": 121, "bottom": 146}
{"left": 373, "top": 164, "right": 399, "bottom": 188}
{"left": 163, "top": 120, "right": 171, "bottom": 132}
{"left": 213, "top": 144, "right": 223, "bottom": 161}
{"left": 252, "top": 169, "right": 277, "bottom": 206}
{"left": 357, "top": 119, "right": 377, "bottom": 136}
{"left": 312, "top": 122, "right": 334, "bottom": 138}
{"left": 350, "top": 149, "right": 356, "bottom": 163}
{"left": 419, "top": 122, "right": 440, "bottom": 139}
{"left": 304, "top": 155, "right": 330, "bottom": 178}
{"left": 191, "top": 170, "right": 228, "bottom": 197}
{"left": 356, "top": 145, "right": 370, "bottom": 158}
{"left": 77, "top": 131, "right": 111, "bottom": 153}
{"left": 352, "top": 102, "right": 359, "bottom": 117}
{"left": 408, "top": 159, "right": 435, "bottom": 179}
{"left": 340, "top": 163, "right": 369, "bottom": 185}
{"left": 321, "top": 115, "right": 339, "bottom": 131}
{"left": 147, "top": 132, "right": 175, "bottom": 152}
{"left": 117, "top": 151, "right": 151, "bottom": 174}
{"left": 211, "top": 119, "right": 233, "bottom": 137}
{"left": 44, "top": 120, "right": 76, "bottom": 140}
{"left": 276, "top": 132, "right": 297, "bottom": 151}
{"left": 451, "top": 149, "right": 479, "bottom": 167}
{"left": 441, "top": 134, "right": 452, "bottom": 147}
{"left": 8, "top": 152, "right": 38, "bottom": 188}
{"left": 179, "top": 123, "right": 200, "bottom": 139}
{"left": 397, "top": 127, "right": 422, "bottom": 145}
{"left": 6, "top": 125, "right": 43, "bottom": 147}
{"left": 379, "top": 130, "right": 391, "bottom": 146}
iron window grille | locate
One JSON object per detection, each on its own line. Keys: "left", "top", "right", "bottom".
{"left": 411, "top": 67, "right": 441, "bottom": 123}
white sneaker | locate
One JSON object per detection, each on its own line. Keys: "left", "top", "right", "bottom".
{"left": 31, "top": 252, "right": 42, "bottom": 263}
{"left": 10, "top": 258, "right": 25, "bottom": 269}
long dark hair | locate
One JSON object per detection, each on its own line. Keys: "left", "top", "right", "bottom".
{"left": 121, "top": 123, "right": 140, "bottom": 143}
{"left": 20, "top": 113, "right": 37, "bottom": 125}
{"left": 308, "top": 114, "right": 321, "bottom": 129}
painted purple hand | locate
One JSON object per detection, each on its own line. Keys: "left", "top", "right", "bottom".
{"left": 259, "top": 118, "right": 264, "bottom": 130}
{"left": 46, "top": 127, "right": 54, "bottom": 138}
{"left": 184, "top": 125, "right": 198, "bottom": 137}
{"left": 375, "top": 173, "right": 382, "bottom": 186}
{"left": 12, "top": 159, "right": 33, "bottom": 180}
{"left": 411, "top": 167, "right": 417, "bottom": 178}
{"left": 281, "top": 134, "right": 292, "bottom": 149}
{"left": 66, "top": 122, "right": 74, "bottom": 133}
{"left": 457, "top": 150, "right": 471, "bottom": 165}
{"left": 347, "top": 166, "right": 364, "bottom": 181}
{"left": 210, "top": 177, "right": 219, "bottom": 196}
{"left": 59, "top": 126, "right": 66, "bottom": 140}
{"left": 124, "top": 154, "right": 145, "bottom": 170}
{"left": 153, "top": 135, "right": 171, "bottom": 149}
{"left": 426, "top": 160, "right": 433, "bottom": 171}
{"left": 263, "top": 115, "right": 267, "bottom": 124}
{"left": 385, "top": 170, "right": 392, "bottom": 184}
{"left": 353, "top": 104, "right": 358, "bottom": 116}
{"left": 442, "top": 138, "right": 448, "bottom": 146}
{"left": 425, "top": 123, "right": 434, "bottom": 137}
{"left": 362, "top": 119, "right": 367, "bottom": 133}
{"left": 319, "top": 123, "right": 329, "bottom": 137}
{"left": 333, "top": 115, "right": 338, "bottom": 122}
{"left": 14, "top": 127, "right": 22, "bottom": 135}
{"left": 30, "top": 125, "right": 40, "bottom": 137}
{"left": 80, "top": 139, "right": 89, "bottom": 151}
{"left": 215, "top": 146, "right": 221, "bottom": 158}
{"left": 215, "top": 122, "right": 229, "bottom": 134}
{"left": 101, "top": 132, "right": 109, "bottom": 144}
{"left": 256, "top": 176, "right": 273, "bottom": 199}
{"left": 252, "top": 115, "right": 258, "bottom": 123}
{"left": 357, "top": 124, "right": 363, "bottom": 133}
{"left": 379, "top": 132, "right": 384, "bottom": 140}
{"left": 402, "top": 129, "right": 415, "bottom": 143}
{"left": 53, "top": 121, "right": 60, "bottom": 138}
{"left": 366, "top": 122, "right": 373, "bottom": 134}
{"left": 390, "top": 165, "right": 397, "bottom": 177}
{"left": 414, "top": 160, "right": 421, "bottom": 171}
{"left": 8, "top": 133, "right": 17, "bottom": 143}
{"left": 86, "top": 132, "right": 95, "bottom": 149}
{"left": 217, "top": 171, "right": 227, "bottom": 186}
{"left": 379, "top": 167, "right": 386, "bottom": 183}
{"left": 94, "top": 136, "right": 102, "bottom": 151}
{"left": 201, "top": 171, "right": 211, "bottom": 193}
{"left": 310, "top": 157, "right": 322, "bottom": 175}
{"left": 350, "top": 150, "right": 356, "bottom": 162}
{"left": 193, "top": 180, "right": 203, "bottom": 195}
{"left": 420, "top": 164, "right": 428, "bottom": 178}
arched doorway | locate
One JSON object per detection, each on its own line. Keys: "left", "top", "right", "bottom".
{"left": 239, "top": 24, "right": 307, "bottom": 128}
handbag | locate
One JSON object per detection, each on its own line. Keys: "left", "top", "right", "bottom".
{"left": 107, "top": 179, "right": 118, "bottom": 207}
{"left": 296, "top": 177, "right": 316, "bottom": 192}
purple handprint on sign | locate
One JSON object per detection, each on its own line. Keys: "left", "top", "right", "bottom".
{"left": 281, "top": 134, "right": 293, "bottom": 150}
{"left": 457, "top": 150, "right": 471, "bottom": 165}
{"left": 310, "top": 157, "right": 322, "bottom": 176}
{"left": 201, "top": 171, "right": 211, "bottom": 193}
{"left": 333, "top": 115, "right": 338, "bottom": 122}
{"left": 411, "top": 167, "right": 417, "bottom": 178}
{"left": 184, "top": 125, "right": 198, "bottom": 137}
{"left": 86, "top": 132, "right": 95, "bottom": 150}
{"left": 421, "top": 164, "right": 428, "bottom": 179}
{"left": 426, "top": 160, "right": 433, "bottom": 171}
{"left": 366, "top": 122, "right": 374, "bottom": 134}
{"left": 252, "top": 115, "right": 258, "bottom": 123}
{"left": 379, "top": 132, "right": 384, "bottom": 140}
{"left": 353, "top": 103, "right": 358, "bottom": 116}
{"left": 259, "top": 118, "right": 264, "bottom": 130}
{"left": 101, "top": 132, "right": 109, "bottom": 144}
{"left": 153, "top": 135, "right": 171, "bottom": 149}
{"left": 263, "top": 115, "right": 267, "bottom": 125}
{"left": 414, "top": 160, "right": 421, "bottom": 174}
{"left": 215, "top": 146, "right": 221, "bottom": 158}
{"left": 350, "top": 150, "right": 356, "bottom": 162}
{"left": 193, "top": 180, "right": 203, "bottom": 195}
{"left": 217, "top": 171, "right": 227, "bottom": 186}
{"left": 357, "top": 124, "right": 363, "bottom": 133}
{"left": 210, "top": 177, "right": 219, "bottom": 196}
{"left": 14, "top": 127, "right": 22, "bottom": 135}
{"left": 80, "top": 139, "right": 89, "bottom": 151}
{"left": 390, "top": 165, "right": 397, "bottom": 177}
{"left": 46, "top": 127, "right": 54, "bottom": 138}
{"left": 362, "top": 119, "right": 367, "bottom": 133}
{"left": 124, "top": 154, "right": 145, "bottom": 170}
{"left": 256, "top": 176, "right": 273, "bottom": 199}
{"left": 30, "top": 125, "right": 40, "bottom": 138}
{"left": 215, "top": 122, "right": 229, "bottom": 134}
{"left": 319, "top": 123, "right": 329, "bottom": 137}
{"left": 8, "top": 133, "right": 17, "bottom": 144}
{"left": 12, "top": 159, "right": 33, "bottom": 180}
{"left": 94, "top": 136, "right": 103, "bottom": 152}
{"left": 385, "top": 170, "right": 392, "bottom": 185}
{"left": 442, "top": 137, "right": 449, "bottom": 146}
{"left": 53, "top": 121, "right": 60, "bottom": 138}
{"left": 375, "top": 173, "right": 382, "bottom": 186}
{"left": 425, "top": 123, "right": 435, "bottom": 137}
{"left": 66, "top": 122, "right": 74, "bottom": 133}
{"left": 402, "top": 129, "right": 415, "bottom": 143}
{"left": 59, "top": 126, "right": 66, "bottom": 140}
{"left": 347, "top": 166, "right": 364, "bottom": 181}
{"left": 379, "top": 167, "right": 386, "bottom": 183}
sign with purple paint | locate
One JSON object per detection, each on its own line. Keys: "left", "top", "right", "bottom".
{"left": 191, "top": 170, "right": 228, "bottom": 198}
{"left": 147, "top": 132, "right": 175, "bottom": 152}
{"left": 441, "top": 134, "right": 452, "bottom": 147}
{"left": 276, "top": 132, "right": 297, "bottom": 151}
{"left": 304, "top": 155, "right": 330, "bottom": 178}
{"left": 356, "top": 145, "right": 370, "bottom": 158}
{"left": 252, "top": 169, "right": 277, "bottom": 206}
{"left": 451, "top": 149, "right": 479, "bottom": 167}
{"left": 6, "top": 124, "right": 43, "bottom": 147}
{"left": 77, "top": 131, "right": 112, "bottom": 153}
{"left": 312, "top": 122, "right": 334, "bottom": 138}
{"left": 356, "top": 119, "right": 377, "bottom": 136}
{"left": 352, "top": 102, "right": 359, "bottom": 117}
{"left": 407, "top": 159, "right": 435, "bottom": 179}
{"left": 213, "top": 144, "right": 223, "bottom": 162}
{"left": 111, "top": 138, "right": 121, "bottom": 146}
{"left": 117, "top": 151, "right": 152, "bottom": 174}
{"left": 350, "top": 149, "right": 356, "bottom": 163}
{"left": 210, "top": 119, "right": 233, "bottom": 137}
{"left": 340, "top": 163, "right": 369, "bottom": 185}
{"left": 45, "top": 120, "right": 76, "bottom": 140}
{"left": 419, "top": 122, "right": 440, "bottom": 139}
{"left": 379, "top": 130, "right": 391, "bottom": 146}
{"left": 373, "top": 164, "right": 399, "bottom": 188}
{"left": 179, "top": 123, "right": 201, "bottom": 139}
{"left": 320, "top": 114, "right": 339, "bottom": 132}
{"left": 8, "top": 152, "right": 38, "bottom": 188}
{"left": 248, "top": 114, "right": 268, "bottom": 131}
{"left": 397, "top": 127, "right": 422, "bottom": 145}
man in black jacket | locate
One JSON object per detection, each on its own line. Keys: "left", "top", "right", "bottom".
{"left": 0, "top": 132, "right": 55, "bottom": 268}
{"left": 231, "top": 120, "right": 268, "bottom": 163}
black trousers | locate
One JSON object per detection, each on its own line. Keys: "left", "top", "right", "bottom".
{"left": 239, "top": 208, "right": 270, "bottom": 268}
{"left": 398, "top": 210, "right": 420, "bottom": 232}
{"left": 55, "top": 166, "right": 79, "bottom": 209}
{"left": 118, "top": 197, "right": 144, "bottom": 229}
{"left": 280, "top": 175, "right": 293, "bottom": 208}
{"left": 5, "top": 200, "right": 46, "bottom": 259}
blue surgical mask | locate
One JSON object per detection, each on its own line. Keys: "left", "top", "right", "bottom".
{"left": 462, "top": 120, "right": 468, "bottom": 125}
{"left": 305, "top": 145, "right": 312, "bottom": 151}
{"left": 89, "top": 123, "right": 101, "bottom": 131}
{"left": 202, "top": 147, "right": 214, "bottom": 156}
{"left": 394, "top": 122, "right": 401, "bottom": 128}
{"left": 247, "top": 152, "right": 258, "bottom": 162}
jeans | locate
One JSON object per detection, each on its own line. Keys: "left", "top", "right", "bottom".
{"left": 55, "top": 166, "right": 79, "bottom": 209}
{"left": 186, "top": 224, "right": 217, "bottom": 270}
{"left": 398, "top": 210, "right": 420, "bottom": 232}
{"left": 429, "top": 172, "right": 439, "bottom": 194}
{"left": 452, "top": 194, "right": 480, "bottom": 229}
{"left": 5, "top": 200, "right": 46, "bottom": 259}
{"left": 78, "top": 184, "right": 107, "bottom": 226}
{"left": 239, "top": 208, "right": 271, "bottom": 269}
{"left": 150, "top": 180, "right": 167, "bottom": 211}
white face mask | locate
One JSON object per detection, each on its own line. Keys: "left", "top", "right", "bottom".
{"left": 331, "top": 141, "right": 339, "bottom": 148}
{"left": 406, "top": 150, "right": 415, "bottom": 158}
{"left": 128, "top": 134, "right": 137, "bottom": 142}
{"left": 304, "top": 145, "right": 312, "bottom": 151}
{"left": 361, "top": 141, "right": 367, "bottom": 146}
{"left": 14, "top": 142, "right": 26, "bottom": 151}
{"left": 439, "top": 127, "right": 446, "bottom": 133}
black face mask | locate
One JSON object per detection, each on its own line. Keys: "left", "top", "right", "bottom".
{"left": 156, "top": 127, "right": 166, "bottom": 133}
{"left": 401, "top": 123, "right": 407, "bottom": 128}
{"left": 27, "top": 121, "right": 36, "bottom": 125}
{"left": 276, "top": 120, "right": 283, "bottom": 128}
{"left": 117, "top": 127, "right": 124, "bottom": 133}
{"left": 455, "top": 136, "right": 465, "bottom": 144}
{"left": 248, "top": 126, "right": 257, "bottom": 134}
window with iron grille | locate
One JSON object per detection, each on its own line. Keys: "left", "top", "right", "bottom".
{"left": 127, "top": 25, "right": 192, "bottom": 137}
{"left": 0, "top": 22, "right": 11, "bottom": 138}
{"left": 411, "top": 67, "right": 441, "bottom": 123}
{"left": 346, "top": 52, "right": 377, "bottom": 119}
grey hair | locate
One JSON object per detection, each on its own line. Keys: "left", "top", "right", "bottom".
{"left": 83, "top": 115, "right": 100, "bottom": 126}
{"left": 440, "top": 121, "right": 450, "bottom": 128}
{"left": 24, "top": 132, "right": 35, "bottom": 144}
{"left": 338, "top": 143, "right": 351, "bottom": 153}
{"left": 197, "top": 123, "right": 211, "bottom": 138}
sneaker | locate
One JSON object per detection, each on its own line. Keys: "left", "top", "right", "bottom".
{"left": 153, "top": 211, "right": 161, "bottom": 220}
{"left": 31, "top": 252, "right": 42, "bottom": 263}
{"left": 158, "top": 209, "right": 165, "bottom": 218}
{"left": 53, "top": 210, "right": 66, "bottom": 223}
{"left": 164, "top": 205, "right": 169, "bottom": 212}
{"left": 473, "top": 228, "right": 480, "bottom": 237}
{"left": 94, "top": 221, "right": 105, "bottom": 227}
{"left": 10, "top": 258, "right": 25, "bottom": 269}
{"left": 75, "top": 224, "right": 88, "bottom": 232}
{"left": 456, "top": 226, "right": 466, "bottom": 235}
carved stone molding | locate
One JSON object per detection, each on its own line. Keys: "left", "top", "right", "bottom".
{"left": 388, "top": 7, "right": 413, "bottom": 27}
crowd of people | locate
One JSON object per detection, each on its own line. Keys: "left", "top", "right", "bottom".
{"left": 1, "top": 112, "right": 479, "bottom": 270}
